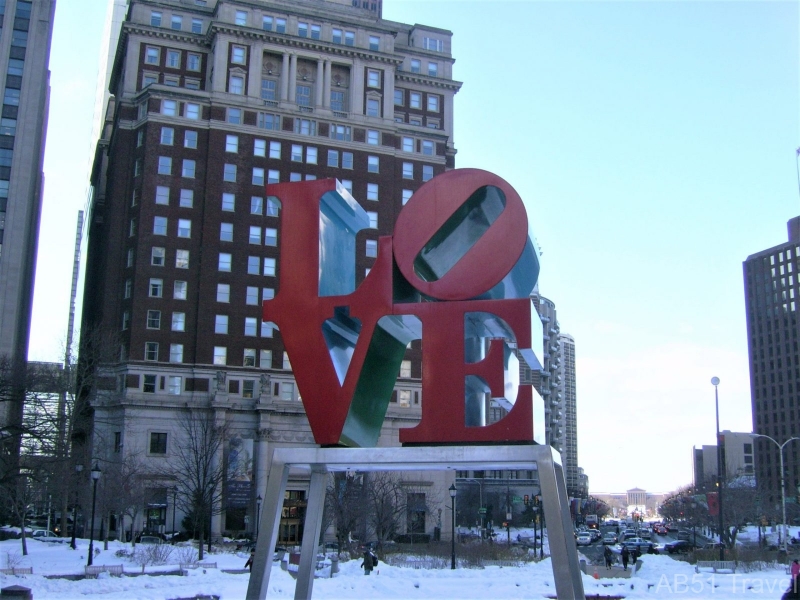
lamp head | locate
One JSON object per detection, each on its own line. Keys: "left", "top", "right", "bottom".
{"left": 711, "top": 377, "right": 720, "bottom": 386}
{"left": 449, "top": 483, "right": 457, "bottom": 498}
{"left": 90, "top": 463, "right": 102, "bottom": 481}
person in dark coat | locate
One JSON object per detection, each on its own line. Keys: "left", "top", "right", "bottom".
{"left": 621, "top": 546, "right": 630, "bottom": 571}
{"left": 631, "top": 547, "right": 640, "bottom": 565}
{"left": 361, "top": 549, "right": 374, "bottom": 575}
{"left": 603, "top": 545, "right": 613, "bottom": 570}
{"left": 244, "top": 549, "right": 255, "bottom": 571}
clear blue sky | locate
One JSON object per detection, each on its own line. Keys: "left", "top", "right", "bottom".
{"left": 30, "top": 1, "right": 800, "bottom": 494}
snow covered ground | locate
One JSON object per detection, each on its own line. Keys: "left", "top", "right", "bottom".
{"left": 0, "top": 534, "right": 795, "bottom": 599}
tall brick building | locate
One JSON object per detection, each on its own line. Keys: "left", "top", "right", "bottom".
{"left": 80, "top": 0, "right": 462, "bottom": 541}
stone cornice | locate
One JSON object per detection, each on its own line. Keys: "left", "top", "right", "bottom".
{"left": 396, "top": 71, "right": 463, "bottom": 92}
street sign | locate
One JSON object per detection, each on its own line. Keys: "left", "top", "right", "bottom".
{"left": 512, "top": 496, "right": 523, "bottom": 503}
{"left": 479, "top": 507, "right": 487, "bottom": 514}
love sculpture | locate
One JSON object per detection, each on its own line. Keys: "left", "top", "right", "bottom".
{"left": 246, "top": 169, "right": 585, "bottom": 600}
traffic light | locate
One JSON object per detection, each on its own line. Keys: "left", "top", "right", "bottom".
{"left": 502, "top": 522, "right": 508, "bottom": 528}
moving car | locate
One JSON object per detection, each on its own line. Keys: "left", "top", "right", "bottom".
{"left": 620, "top": 537, "right": 654, "bottom": 553}
{"left": 602, "top": 532, "right": 618, "bottom": 545}
{"left": 663, "top": 539, "right": 698, "bottom": 554}
{"left": 576, "top": 532, "right": 593, "bottom": 546}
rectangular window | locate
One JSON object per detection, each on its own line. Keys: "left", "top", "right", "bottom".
{"left": 247, "top": 256, "right": 260, "bottom": 275}
{"left": 327, "top": 150, "right": 338, "bottom": 167}
{"left": 158, "top": 156, "right": 172, "bottom": 175}
{"left": 182, "top": 159, "right": 196, "bottom": 178}
{"left": 427, "top": 94, "right": 440, "bottom": 112}
{"left": 129, "top": 219, "right": 136, "bottom": 237}
{"left": 226, "top": 134, "right": 238, "bottom": 152}
{"left": 254, "top": 139, "right": 266, "bottom": 157}
{"left": 147, "top": 310, "right": 161, "bottom": 329}
{"left": 267, "top": 197, "right": 280, "bottom": 216}
{"left": 222, "top": 193, "right": 235, "bottom": 212}
{"left": 122, "top": 311, "right": 130, "bottom": 330}
{"left": 242, "top": 380, "right": 255, "bottom": 397}
{"left": 228, "top": 108, "right": 242, "bottom": 124}
{"left": 172, "top": 312, "right": 186, "bottom": 331}
{"left": 263, "top": 288, "right": 275, "bottom": 301}
{"left": 243, "top": 349, "right": 256, "bottom": 367}
{"left": 149, "top": 432, "right": 167, "bottom": 454}
{"left": 180, "top": 189, "right": 193, "bottom": 208}
{"left": 410, "top": 92, "right": 421, "bottom": 109}
{"left": 330, "top": 124, "right": 350, "bottom": 141}
{"left": 341, "top": 179, "right": 353, "bottom": 194}
{"left": 330, "top": 90, "right": 346, "bottom": 112}
{"left": 294, "top": 118, "right": 316, "bottom": 136}
{"left": 268, "top": 141, "right": 281, "bottom": 159}
{"left": 428, "top": 62, "right": 438, "bottom": 77}
{"left": 366, "top": 98, "right": 380, "bottom": 117}
{"left": 342, "top": 152, "right": 353, "bottom": 169}
{"left": 244, "top": 317, "right": 258, "bottom": 336}
{"left": 260, "top": 349, "right": 272, "bottom": 367}
{"left": 246, "top": 286, "right": 259, "bottom": 305}
{"left": 367, "top": 69, "right": 380, "bottom": 88}
{"left": 402, "top": 189, "right": 413, "bottom": 205}
{"left": 262, "top": 16, "right": 273, "bottom": 31}
{"left": 345, "top": 31, "right": 354, "bottom": 46}
{"left": 306, "top": 147, "right": 317, "bottom": 164}
{"left": 177, "top": 218, "right": 191, "bottom": 238}
{"left": 263, "top": 257, "right": 276, "bottom": 276}
{"left": 402, "top": 162, "right": 413, "bottom": 179}
{"left": 187, "top": 53, "right": 201, "bottom": 71}
{"left": 422, "top": 165, "right": 434, "bottom": 181}
{"left": 252, "top": 167, "right": 265, "bottom": 185}
{"left": 424, "top": 37, "right": 444, "bottom": 52}
{"left": 410, "top": 59, "right": 421, "bottom": 74}
{"left": 235, "top": 10, "right": 247, "bottom": 26}
{"left": 174, "top": 280, "right": 187, "bottom": 299}
{"left": 155, "top": 186, "right": 170, "bottom": 205}
{"left": 261, "top": 321, "right": 275, "bottom": 337}
{"left": 168, "top": 376, "right": 182, "bottom": 395}
{"left": 268, "top": 170, "right": 280, "bottom": 184}
{"left": 332, "top": 28, "right": 342, "bottom": 44}
{"left": 366, "top": 239, "right": 378, "bottom": 258}
{"left": 151, "top": 246, "right": 166, "bottom": 266}
{"left": 369, "top": 35, "right": 380, "bottom": 51}
{"left": 311, "top": 24, "right": 321, "bottom": 39}
{"left": 218, "top": 253, "right": 232, "bottom": 272}
{"left": 394, "top": 89, "right": 404, "bottom": 106}
{"left": 367, "top": 155, "right": 379, "bottom": 173}
{"left": 175, "top": 249, "right": 189, "bottom": 268}
{"left": 149, "top": 278, "right": 164, "bottom": 297}
{"left": 290, "top": 172, "right": 301, "bottom": 182}
{"left": 160, "top": 127, "right": 174, "bottom": 145}
{"left": 251, "top": 196, "right": 263, "bottom": 214}
{"left": 146, "top": 46, "right": 160, "bottom": 65}
{"left": 213, "top": 346, "right": 227, "bottom": 365}
{"left": 249, "top": 226, "right": 261, "bottom": 244}
{"left": 258, "top": 112, "right": 279, "bottom": 130}
{"left": 224, "top": 164, "right": 237, "bottom": 182}
{"left": 217, "top": 283, "right": 230, "bottom": 303}
{"left": 191, "top": 19, "right": 202, "bottom": 34}
{"left": 367, "top": 130, "right": 379, "bottom": 145}
{"left": 145, "top": 342, "right": 159, "bottom": 361}
{"left": 402, "top": 136, "right": 414, "bottom": 152}
{"left": 422, "top": 140, "right": 434, "bottom": 156}
{"left": 291, "top": 144, "right": 302, "bottom": 162}
{"left": 170, "top": 344, "right": 183, "bottom": 363}
{"left": 367, "top": 211, "right": 378, "bottom": 229}
{"left": 229, "top": 75, "right": 244, "bottom": 94}
{"left": 143, "top": 374, "right": 157, "bottom": 394}
{"left": 298, "top": 22, "right": 308, "bottom": 37}
{"left": 264, "top": 227, "right": 277, "bottom": 246}
{"left": 231, "top": 45, "right": 246, "bottom": 64}
{"left": 126, "top": 248, "right": 135, "bottom": 268}
{"left": 367, "top": 182, "right": 379, "bottom": 201}
{"left": 217, "top": 223, "right": 233, "bottom": 244}
{"left": 150, "top": 11, "right": 162, "bottom": 26}
{"left": 275, "top": 17, "right": 286, "bottom": 33}
{"left": 167, "top": 50, "right": 180, "bottom": 68}
{"left": 184, "top": 130, "right": 198, "bottom": 148}
{"left": 124, "top": 279, "right": 132, "bottom": 298}
{"left": 153, "top": 216, "right": 168, "bottom": 235}
{"left": 215, "top": 314, "right": 229, "bottom": 334}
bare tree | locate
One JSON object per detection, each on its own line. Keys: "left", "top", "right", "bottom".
{"left": 160, "top": 408, "right": 225, "bottom": 560}
{"left": 325, "top": 472, "right": 366, "bottom": 556}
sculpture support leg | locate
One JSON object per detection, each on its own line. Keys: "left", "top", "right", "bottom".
{"left": 246, "top": 461, "right": 289, "bottom": 600}
{"left": 294, "top": 468, "right": 328, "bottom": 600}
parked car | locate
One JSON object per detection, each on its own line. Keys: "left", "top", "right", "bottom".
{"left": 677, "top": 530, "right": 693, "bottom": 541}
{"left": 602, "top": 532, "right": 618, "bottom": 545}
{"left": 31, "top": 530, "right": 57, "bottom": 538}
{"left": 576, "top": 533, "right": 593, "bottom": 546}
{"left": 138, "top": 535, "right": 163, "bottom": 545}
{"left": 663, "top": 539, "right": 698, "bottom": 554}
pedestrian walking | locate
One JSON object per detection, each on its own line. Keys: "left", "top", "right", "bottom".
{"left": 792, "top": 559, "right": 800, "bottom": 593}
{"left": 631, "top": 547, "right": 640, "bottom": 565}
{"left": 244, "top": 549, "right": 255, "bottom": 571}
{"left": 621, "top": 546, "right": 629, "bottom": 571}
{"left": 361, "top": 549, "right": 374, "bottom": 575}
{"left": 603, "top": 545, "right": 613, "bottom": 570}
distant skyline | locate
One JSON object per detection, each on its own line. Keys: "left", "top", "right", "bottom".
{"left": 29, "top": 1, "right": 800, "bottom": 493}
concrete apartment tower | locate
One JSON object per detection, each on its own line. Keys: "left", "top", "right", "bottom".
{"left": 0, "top": 0, "right": 56, "bottom": 427}
{"left": 80, "top": 0, "right": 463, "bottom": 542}
{"left": 744, "top": 216, "right": 800, "bottom": 506}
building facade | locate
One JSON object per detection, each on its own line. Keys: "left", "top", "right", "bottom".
{"left": 0, "top": 0, "right": 55, "bottom": 427}
{"left": 80, "top": 0, "right": 462, "bottom": 542}
{"left": 744, "top": 218, "right": 800, "bottom": 505}
{"left": 692, "top": 430, "right": 755, "bottom": 491}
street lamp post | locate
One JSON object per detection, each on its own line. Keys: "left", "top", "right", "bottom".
{"left": 171, "top": 487, "right": 177, "bottom": 543}
{"left": 751, "top": 433, "right": 800, "bottom": 554}
{"left": 87, "top": 464, "right": 102, "bottom": 567}
{"left": 711, "top": 376, "right": 724, "bottom": 561}
{"left": 256, "top": 494, "right": 262, "bottom": 539}
{"left": 70, "top": 464, "right": 83, "bottom": 550}
{"left": 536, "top": 494, "right": 544, "bottom": 559}
{"left": 449, "top": 484, "right": 457, "bottom": 570}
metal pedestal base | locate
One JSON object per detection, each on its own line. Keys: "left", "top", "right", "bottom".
{"left": 245, "top": 444, "right": 585, "bottom": 600}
